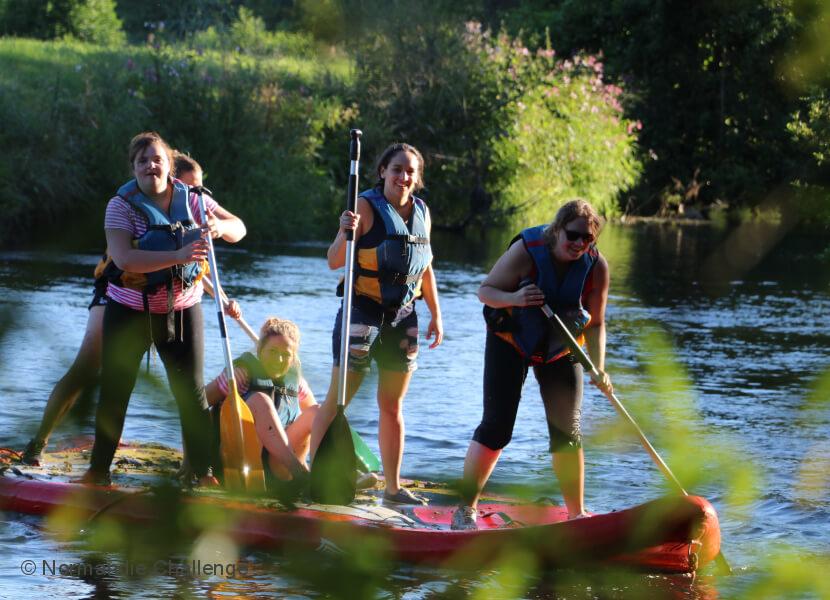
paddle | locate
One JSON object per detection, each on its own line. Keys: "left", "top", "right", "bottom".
{"left": 310, "top": 129, "right": 362, "bottom": 504}
{"left": 540, "top": 304, "right": 733, "bottom": 575}
{"left": 229, "top": 303, "right": 382, "bottom": 474}
{"left": 195, "top": 186, "right": 266, "bottom": 493}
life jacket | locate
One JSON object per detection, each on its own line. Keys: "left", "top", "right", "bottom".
{"left": 484, "top": 225, "right": 598, "bottom": 364}
{"left": 234, "top": 352, "right": 301, "bottom": 427}
{"left": 351, "top": 188, "right": 433, "bottom": 310}
{"left": 99, "top": 178, "right": 206, "bottom": 312}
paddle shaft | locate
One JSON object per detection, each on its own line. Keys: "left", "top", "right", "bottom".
{"left": 203, "top": 279, "right": 259, "bottom": 344}
{"left": 196, "top": 191, "right": 240, "bottom": 405}
{"left": 541, "top": 304, "right": 732, "bottom": 574}
{"left": 541, "top": 305, "right": 687, "bottom": 492}
{"left": 336, "top": 129, "right": 362, "bottom": 408}
{"left": 234, "top": 314, "right": 259, "bottom": 344}
{"left": 195, "top": 187, "right": 253, "bottom": 488}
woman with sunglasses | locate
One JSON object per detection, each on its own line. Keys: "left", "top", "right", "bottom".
{"left": 452, "top": 199, "right": 612, "bottom": 530}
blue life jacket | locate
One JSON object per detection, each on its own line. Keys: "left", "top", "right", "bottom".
{"left": 352, "top": 188, "right": 433, "bottom": 310}
{"left": 486, "top": 225, "right": 597, "bottom": 363}
{"left": 115, "top": 178, "right": 204, "bottom": 292}
{"left": 234, "top": 352, "right": 301, "bottom": 428}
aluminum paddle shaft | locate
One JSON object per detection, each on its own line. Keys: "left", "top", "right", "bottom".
{"left": 541, "top": 304, "right": 687, "bottom": 493}
{"left": 195, "top": 188, "right": 238, "bottom": 406}
{"left": 541, "top": 303, "right": 732, "bottom": 573}
{"left": 336, "top": 129, "right": 362, "bottom": 408}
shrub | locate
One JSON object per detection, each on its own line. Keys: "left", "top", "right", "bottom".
{"left": 0, "top": 37, "right": 351, "bottom": 245}
{"left": 353, "top": 18, "right": 641, "bottom": 229}
{"left": 68, "top": 0, "right": 125, "bottom": 45}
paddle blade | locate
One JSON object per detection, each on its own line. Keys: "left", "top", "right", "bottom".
{"left": 219, "top": 383, "right": 266, "bottom": 493}
{"left": 310, "top": 406, "right": 357, "bottom": 504}
{"left": 350, "top": 425, "right": 381, "bottom": 473}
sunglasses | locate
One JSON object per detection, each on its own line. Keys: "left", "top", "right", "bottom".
{"left": 563, "top": 229, "right": 595, "bottom": 244}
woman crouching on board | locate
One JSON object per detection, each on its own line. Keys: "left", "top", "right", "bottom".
{"left": 205, "top": 317, "right": 319, "bottom": 485}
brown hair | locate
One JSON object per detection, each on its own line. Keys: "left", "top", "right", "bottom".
{"left": 257, "top": 317, "right": 301, "bottom": 362}
{"left": 374, "top": 143, "right": 425, "bottom": 192}
{"left": 128, "top": 131, "right": 174, "bottom": 172}
{"left": 172, "top": 151, "right": 203, "bottom": 180}
{"left": 544, "top": 199, "right": 603, "bottom": 243}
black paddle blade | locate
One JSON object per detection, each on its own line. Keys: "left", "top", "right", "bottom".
{"left": 310, "top": 406, "right": 357, "bottom": 504}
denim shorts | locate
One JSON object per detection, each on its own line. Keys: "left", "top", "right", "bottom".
{"left": 332, "top": 297, "right": 419, "bottom": 373}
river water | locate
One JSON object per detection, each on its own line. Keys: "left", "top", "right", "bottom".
{"left": 0, "top": 222, "right": 828, "bottom": 599}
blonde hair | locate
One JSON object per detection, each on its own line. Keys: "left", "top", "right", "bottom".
{"left": 544, "top": 198, "right": 603, "bottom": 243}
{"left": 257, "top": 317, "right": 301, "bottom": 365}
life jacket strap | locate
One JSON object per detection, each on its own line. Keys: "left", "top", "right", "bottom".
{"left": 386, "top": 233, "right": 429, "bottom": 244}
{"left": 355, "top": 266, "right": 421, "bottom": 285}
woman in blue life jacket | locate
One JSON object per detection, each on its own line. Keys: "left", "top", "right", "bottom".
{"left": 205, "top": 317, "right": 319, "bottom": 484}
{"left": 80, "top": 132, "right": 246, "bottom": 486}
{"left": 309, "top": 142, "right": 444, "bottom": 505}
{"left": 451, "top": 199, "right": 613, "bottom": 530}
{"left": 20, "top": 151, "right": 240, "bottom": 468}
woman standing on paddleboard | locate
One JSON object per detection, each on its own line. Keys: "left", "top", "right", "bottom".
{"left": 21, "top": 152, "right": 240, "bottom": 468}
{"left": 80, "top": 132, "right": 245, "bottom": 486}
{"left": 310, "top": 142, "right": 444, "bottom": 504}
{"left": 452, "top": 199, "right": 613, "bottom": 529}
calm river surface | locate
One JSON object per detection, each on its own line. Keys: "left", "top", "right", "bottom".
{"left": 0, "top": 222, "right": 828, "bottom": 599}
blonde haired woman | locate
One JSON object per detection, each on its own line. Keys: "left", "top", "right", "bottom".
{"left": 206, "top": 317, "right": 319, "bottom": 482}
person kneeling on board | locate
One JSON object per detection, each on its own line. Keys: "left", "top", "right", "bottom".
{"left": 205, "top": 317, "right": 319, "bottom": 489}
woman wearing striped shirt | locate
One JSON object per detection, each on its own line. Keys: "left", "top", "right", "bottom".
{"left": 205, "top": 317, "right": 319, "bottom": 484}
{"left": 82, "top": 131, "right": 245, "bottom": 486}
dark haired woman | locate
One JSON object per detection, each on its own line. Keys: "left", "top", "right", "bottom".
{"left": 309, "top": 143, "right": 443, "bottom": 504}
{"left": 81, "top": 132, "right": 245, "bottom": 486}
{"left": 452, "top": 199, "right": 613, "bottom": 529}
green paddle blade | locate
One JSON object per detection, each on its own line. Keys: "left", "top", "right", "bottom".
{"left": 350, "top": 426, "right": 381, "bottom": 473}
{"left": 310, "top": 406, "right": 357, "bottom": 504}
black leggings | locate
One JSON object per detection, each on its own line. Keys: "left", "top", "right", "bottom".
{"left": 89, "top": 300, "right": 215, "bottom": 477}
{"left": 473, "top": 331, "right": 584, "bottom": 453}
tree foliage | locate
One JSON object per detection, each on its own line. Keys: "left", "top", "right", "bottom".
{"left": 0, "top": 0, "right": 124, "bottom": 44}
{"left": 349, "top": 7, "right": 640, "bottom": 229}
{"left": 484, "top": 0, "right": 826, "bottom": 217}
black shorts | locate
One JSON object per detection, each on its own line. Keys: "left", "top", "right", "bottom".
{"left": 88, "top": 277, "right": 109, "bottom": 310}
{"left": 472, "top": 331, "right": 584, "bottom": 453}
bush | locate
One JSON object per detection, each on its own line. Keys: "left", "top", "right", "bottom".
{"left": 191, "top": 6, "right": 317, "bottom": 57}
{"left": 68, "top": 0, "right": 125, "bottom": 45}
{"left": 352, "top": 17, "right": 641, "bottom": 229}
{"left": 0, "top": 37, "right": 351, "bottom": 246}
{"left": 0, "top": 0, "right": 125, "bottom": 44}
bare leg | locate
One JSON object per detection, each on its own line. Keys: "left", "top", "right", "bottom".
{"left": 460, "top": 440, "right": 502, "bottom": 509}
{"left": 309, "top": 366, "right": 366, "bottom": 460}
{"left": 286, "top": 403, "right": 319, "bottom": 465}
{"left": 376, "top": 368, "right": 413, "bottom": 496}
{"left": 246, "top": 392, "right": 305, "bottom": 479}
{"left": 552, "top": 448, "right": 586, "bottom": 519}
{"left": 33, "top": 306, "right": 105, "bottom": 445}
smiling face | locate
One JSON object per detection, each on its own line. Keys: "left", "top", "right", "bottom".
{"left": 380, "top": 151, "right": 421, "bottom": 204}
{"left": 552, "top": 216, "right": 594, "bottom": 262}
{"left": 258, "top": 333, "right": 295, "bottom": 379}
{"left": 133, "top": 141, "right": 171, "bottom": 197}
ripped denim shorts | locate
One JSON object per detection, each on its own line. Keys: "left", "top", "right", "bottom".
{"left": 331, "top": 296, "right": 419, "bottom": 373}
